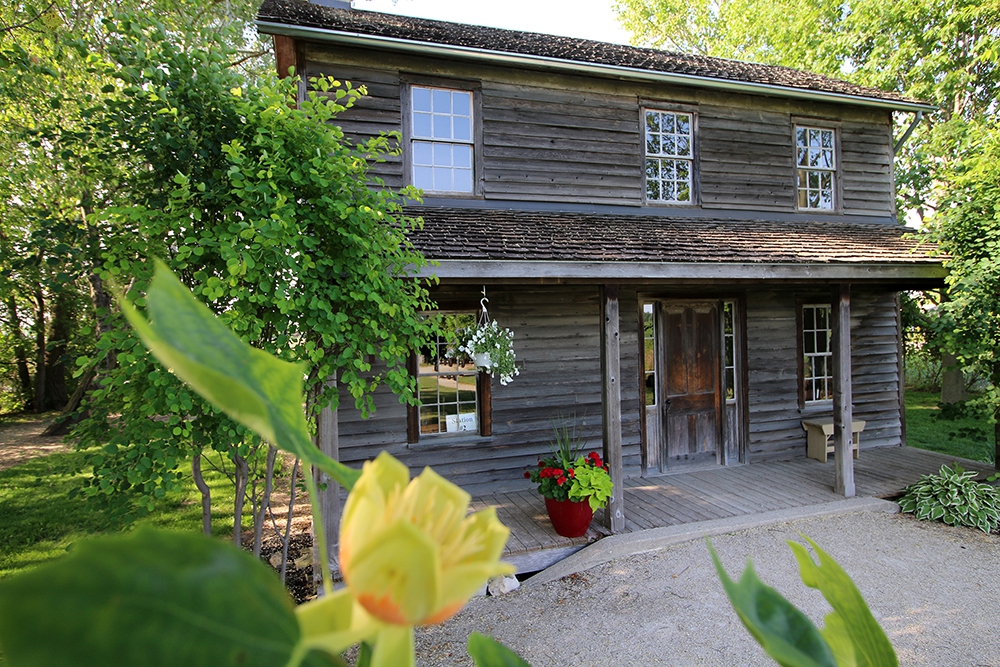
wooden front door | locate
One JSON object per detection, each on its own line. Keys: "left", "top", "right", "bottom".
{"left": 660, "top": 301, "right": 723, "bottom": 468}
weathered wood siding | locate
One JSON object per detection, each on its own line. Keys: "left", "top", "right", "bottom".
{"left": 744, "top": 288, "right": 901, "bottom": 462}
{"left": 302, "top": 43, "right": 895, "bottom": 216}
{"left": 336, "top": 285, "right": 643, "bottom": 495}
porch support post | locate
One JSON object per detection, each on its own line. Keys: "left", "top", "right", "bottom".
{"left": 832, "top": 284, "right": 855, "bottom": 497}
{"left": 314, "top": 381, "right": 341, "bottom": 581}
{"left": 600, "top": 284, "right": 625, "bottom": 533}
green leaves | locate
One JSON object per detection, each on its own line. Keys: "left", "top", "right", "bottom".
{"left": 0, "top": 527, "right": 304, "bottom": 667}
{"left": 710, "top": 544, "right": 836, "bottom": 667}
{"left": 789, "top": 538, "right": 897, "bottom": 667}
{"left": 120, "top": 259, "right": 359, "bottom": 491}
{"left": 467, "top": 633, "right": 533, "bottom": 667}
{"left": 711, "top": 537, "right": 898, "bottom": 667}
{"left": 898, "top": 464, "right": 1000, "bottom": 533}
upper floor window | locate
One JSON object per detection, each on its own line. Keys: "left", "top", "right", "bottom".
{"left": 644, "top": 109, "right": 694, "bottom": 204}
{"left": 800, "top": 304, "right": 833, "bottom": 403}
{"left": 796, "top": 126, "right": 836, "bottom": 210}
{"left": 410, "top": 86, "right": 474, "bottom": 193}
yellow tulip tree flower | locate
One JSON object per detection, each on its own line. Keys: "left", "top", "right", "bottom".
{"left": 296, "top": 452, "right": 514, "bottom": 666}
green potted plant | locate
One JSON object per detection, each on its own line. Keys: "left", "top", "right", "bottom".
{"left": 525, "top": 425, "right": 613, "bottom": 537}
{"left": 455, "top": 319, "right": 519, "bottom": 385}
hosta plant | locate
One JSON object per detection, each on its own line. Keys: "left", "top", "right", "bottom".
{"left": 899, "top": 463, "right": 1000, "bottom": 533}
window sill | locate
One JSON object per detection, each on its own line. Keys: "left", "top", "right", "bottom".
{"left": 408, "top": 433, "right": 493, "bottom": 450}
{"left": 799, "top": 400, "right": 834, "bottom": 414}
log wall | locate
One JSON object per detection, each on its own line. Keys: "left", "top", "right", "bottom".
{"left": 303, "top": 43, "right": 895, "bottom": 216}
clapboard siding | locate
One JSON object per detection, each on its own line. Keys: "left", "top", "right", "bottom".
{"left": 299, "top": 43, "right": 897, "bottom": 216}
{"left": 744, "top": 288, "right": 901, "bottom": 462}
{"left": 840, "top": 121, "right": 895, "bottom": 216}
{"left": 336, "top": 285, "right": 643, "bottom": 495}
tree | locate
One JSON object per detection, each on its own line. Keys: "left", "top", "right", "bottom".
{"left": 926, "top": 121, "right": 1000, "bottom": 468}
{"left": 62, "top": 14, "right": 435, "bottom": 536}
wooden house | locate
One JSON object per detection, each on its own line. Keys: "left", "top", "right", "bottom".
{"left": 256, "top": 0, "right": 942, "bottom": 533}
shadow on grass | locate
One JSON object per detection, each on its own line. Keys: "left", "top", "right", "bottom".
{"left": 0, "top": 448, "right": 236, "bottom": 579}
{"left": 906, "top": 391, "right": 995, "bottom": 464}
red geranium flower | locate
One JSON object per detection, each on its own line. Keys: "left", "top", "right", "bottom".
{"left": 568, "top": 469, "right": 575, "bottom": 478}
{"left": 523, "top": 471, "right": 531, "bottom": 478}
{"left": 556, "top": 476, "right": 566, "bottom": 485}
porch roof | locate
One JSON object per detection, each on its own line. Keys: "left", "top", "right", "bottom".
{"left": 407, "top": 206, "right": 945, "bottom": 284}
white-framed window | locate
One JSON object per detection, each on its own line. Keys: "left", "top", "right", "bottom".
{"left": 801, "top": 304, "right": 833, "bottom": 403}
{"left": 417, "top": 312, "right": 480, "bottom": 436}
{"left": 643, "top": 303, "right": 656, "bottom": 406}
{"left": 411, "top": 86, "right": 474, "bottom": 193}
{"left": 795, "top": 126, "right": 836, "bottom": 210}
{"left": 644, "top": 109, "right": 694, "bottom": 203}
{"left": 723, "top": 301, "right": 737, "bottom": 402}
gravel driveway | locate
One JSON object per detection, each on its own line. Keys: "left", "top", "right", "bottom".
{"left": 415, "top": 510, "right": 1000, "bottom": 666}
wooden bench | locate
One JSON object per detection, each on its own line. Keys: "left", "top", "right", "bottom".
{"left": 801, "top": 419, "right": 866, "bottom": 463}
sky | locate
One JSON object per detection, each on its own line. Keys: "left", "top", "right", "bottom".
{"left": 352, "top": 0, "right": 634, "bottom": 45}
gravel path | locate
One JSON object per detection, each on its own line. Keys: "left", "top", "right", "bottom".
{"left": 415, "top": 510, "right": 1000, "bottom": 666}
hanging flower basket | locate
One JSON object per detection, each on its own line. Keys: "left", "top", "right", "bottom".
{"left": 457, "top": 320, "right": 519, "bottom": 385}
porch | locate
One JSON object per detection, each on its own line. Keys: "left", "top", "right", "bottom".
{"left": 481, "top": 446, "right": 995, "bottom": 574}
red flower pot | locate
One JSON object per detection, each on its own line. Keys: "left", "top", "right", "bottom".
{"left": 544, "top": 497, "right": 594, "bottom": 538}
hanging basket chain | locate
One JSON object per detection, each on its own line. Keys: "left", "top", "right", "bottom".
{"left": 478, "top": 286, "right": 490, "bottom": 329}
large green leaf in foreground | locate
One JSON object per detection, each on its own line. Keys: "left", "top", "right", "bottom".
{"left": 789, "top": 537, "right": 897, "bottom": 667}
{"left": 0, "top": 528, "right": 308, "bottom": 667}
{"left": 710, "top": 543, "right": 837, "bottom": 667}
{"left": 120, "top": 260, "right": 360, "bottom": 491}
{"left": 467, "top": 633, "right": 533, "bottom": 667}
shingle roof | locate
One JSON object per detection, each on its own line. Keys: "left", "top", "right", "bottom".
{"left": 257, "top": 0, "right": 926, "bottom": 108}
{"left": 405, "top": 207, "right": 940, "bottom": 265}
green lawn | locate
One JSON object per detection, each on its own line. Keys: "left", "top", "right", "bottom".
{"left": 905, "top": 390, "right": 995, "bottom": 464}
{"left": 0, "top": 446, "right": 237, "bottom": 579}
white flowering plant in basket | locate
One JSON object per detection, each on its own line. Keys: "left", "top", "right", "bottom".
{"left": 455, "top": 320, "right": 519, "bottom": 385}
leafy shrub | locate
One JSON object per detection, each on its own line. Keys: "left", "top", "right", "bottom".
{"left": 899, "top": 464, "right": 1000, "bottom": 533}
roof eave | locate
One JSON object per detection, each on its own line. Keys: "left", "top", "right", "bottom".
{"left": 256, "top": 20, "right": 936, "bottom": 113}
{"left": 416, "top": 259, "right": 947, "bottom": 282}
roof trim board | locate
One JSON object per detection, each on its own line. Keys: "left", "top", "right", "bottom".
{"left": 256, "top": 21, "right": 935, "bottom": 113}
{"left": 418, "top": 259, "right": 947, "bottom": 282}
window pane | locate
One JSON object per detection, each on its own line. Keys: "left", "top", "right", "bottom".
{"left": 413, "top": 165, "right": 433, "bottom": 189}
{"left": 413, "top": 87, "right": 431, "bottom": 112}
{"left": 413, "top": 112, "right": 432, "bottom": 138}
{"left": 413, "top": 141, "right": 433, "bottom": 166}
{"left": 453, "top": 168, "right": 472, "bottom": 193}
{"left": 646, "top": 134, "right": 660, "bottom": 155}
{"left": 433, "top": 143, "right": 453, "bottom": 166}
{"left": 432, "top": 166, "right": 451, "bottom": 190}
{"left": 454, "top": 145, "right": 472, "bottom": 168}
{"left": 676, "top": 135, "right": 690, "bottom": 157}
{"left": 432, "top": 113, "right": 451, "bottom": 139}
{"left": 452, "top": 90, "right": 471, "bottom": 116}
{"left": 676, "top": 114, "right": 691, "bottom": 134}
{"left": 660, "top": 160, "right": 675, "bottom": 180}
{"left": 796, "top": 127, "right": 807, "bottom": 146}
{"left": 676, "top": 182, "right": 690, "bottom": 201}
{"left": 676, "top": 161, "right": 690, "bottom": 180}
{"left": 821, "top": 130, "right": 833, "bottom": 148}
{"left": 432, "top": 88, "right": 451, "bottom": 113}
{"left": 662, "top": 135, "right": 676, "bottom": 156}
{"left": 663, "top": 181, "right": 676, "bottom": 201}
{"left": 647, "top": 177, "right": 661, "bottom": 200}
{"left": 453, "top": 115, "right": 471, "bottom": 141}
{"left": 662, "top": 113, "right": 675, "bottom": 133}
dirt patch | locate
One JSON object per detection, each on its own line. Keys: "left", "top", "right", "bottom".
{"left": 0, "top": 412, "right": 73, "bottom": 470}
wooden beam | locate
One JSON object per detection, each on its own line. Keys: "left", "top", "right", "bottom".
{"left": 831, "top": 284, "right": 856, "bottom": 497}
{"left": 314, "top": 381, "right": 341, "bottom": 582}
{"left": 274, "top": 35, "right": 297, "bottom": 78}
{"left": 600, "top": 284, "right": 625, "bottom": 533}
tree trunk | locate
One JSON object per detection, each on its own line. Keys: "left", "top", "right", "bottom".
{"left": 6, "top": 298, "right": 32, "bottom": 404}
{"left": 33, "top": 288, "right": 46, "bottom": 413}
{"left": 940, "top": 351, "right": 967, "bottom": 404}
{"left": 191, "top": 453, "right": 213, "bottom": 536}
{"left": 44, "top": 289, "right": 74, "bottom": 409}
{"left": 233, "top": 453, "right": 249, "bottom": 548}
{"left": 280, "top": 459, "right": 300, "bottom": 585}
{"left": 253, "top": 445, "right": 278, "bottom": 558}
{"left": 41, "top": 369, "right": 93, "bottom": 436}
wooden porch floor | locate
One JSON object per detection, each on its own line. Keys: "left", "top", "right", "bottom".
{"left": 478, "top": 446, "right": 994, "bottom": 573}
